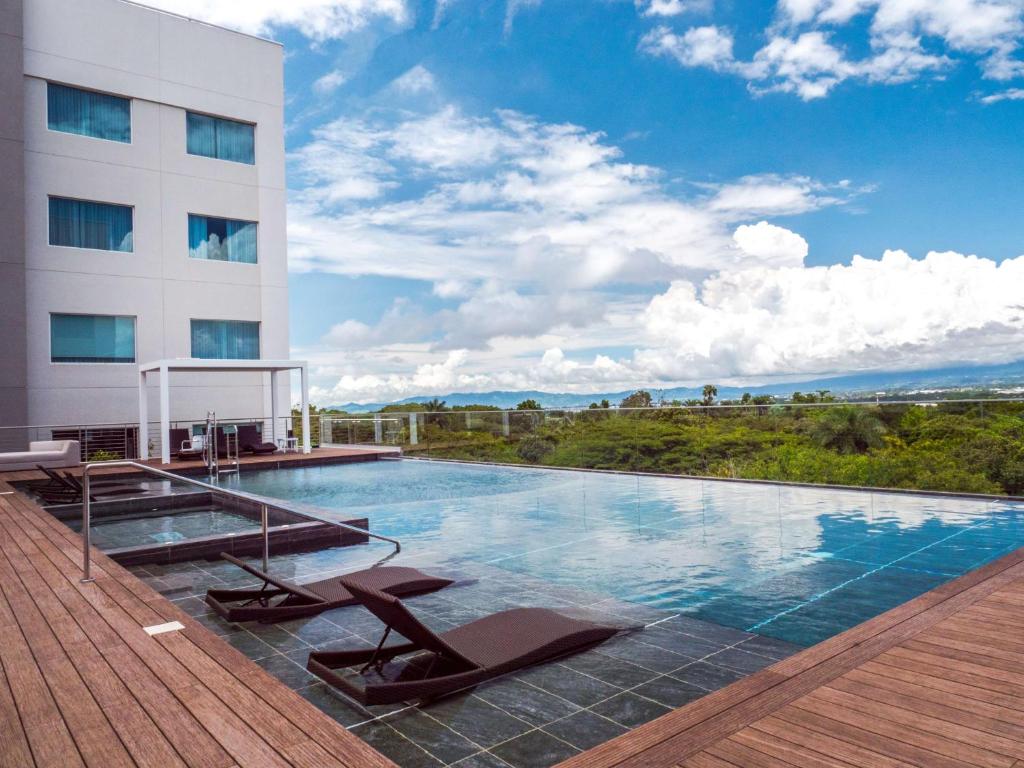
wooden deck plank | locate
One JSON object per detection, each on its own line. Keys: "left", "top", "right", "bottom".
{"left": 0, "top": 517, "right": 186, "bottom": 768}
{"left": 0, "top": 636, "right": 37, "bottom": 768}
{"left": 0, "top": 482, "right": 397, "bottom": 768}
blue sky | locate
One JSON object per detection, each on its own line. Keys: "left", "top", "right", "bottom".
{"left": 153, "top": 0, "right": 1024, "bottom": 403}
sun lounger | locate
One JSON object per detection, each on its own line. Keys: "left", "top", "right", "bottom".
{"left": 236, "top": 424, "right": 279, "bottom": 455}
{"left": 205, "top": 552, "right": 457, "bottom": 623}
{"left": 31, "top": 465, "right": 145, "bottom": 503}
{"left": 306, "top": 577, "right": 623, "bottom": 705}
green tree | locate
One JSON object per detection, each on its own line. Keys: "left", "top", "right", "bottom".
{"left": 516, "top": 399, "right": 542, "bottom": 410}
{"left": 423, "top": 398, "right": 447, "bottom": 412}
{"left": 702, "top": 385, "right": 718, "bottom": 406}
{"left": 810, "top": 406, "right": 887, "bottom": 454}
{"left": 620, "top": 390, "right": 653, "bottom": 408}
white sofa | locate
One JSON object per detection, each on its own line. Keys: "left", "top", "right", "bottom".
{"left": 0, "top": 440, "right": 81, "bottom": 472}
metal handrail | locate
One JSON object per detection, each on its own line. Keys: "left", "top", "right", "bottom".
{"left": 79, "top": 461, "right": 400, "bottom": 583}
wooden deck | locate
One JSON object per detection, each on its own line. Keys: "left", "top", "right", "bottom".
{"left": 0, "top": 476, "right": 397, "bottom": 768}
{"left": 0, "top": 445, "right": 396, "bottom": 483}
{"left": 558, "top": 545, "right": 1024, "bottom": 768}
{"left": 5, "top": 455, "right": 1024, "bottom": 768}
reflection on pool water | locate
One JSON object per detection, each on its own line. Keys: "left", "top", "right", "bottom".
{"left": 217, "top": 458, "right": 1024, "bottom": 647}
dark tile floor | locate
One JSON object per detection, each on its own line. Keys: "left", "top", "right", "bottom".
{"left": 130, "top": 549, "right": 803, "bottom": 768}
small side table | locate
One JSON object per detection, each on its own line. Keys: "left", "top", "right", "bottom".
{"left": 277, "top": 437, "right": 298, "bottom": 453}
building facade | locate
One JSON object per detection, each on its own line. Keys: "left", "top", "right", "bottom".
{"left": 0, "top": 0, "right": 290, "bottom": 434}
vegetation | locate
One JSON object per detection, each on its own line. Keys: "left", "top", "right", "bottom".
{"left": 405, "top": 392, "right": 1024, "bottom": 496}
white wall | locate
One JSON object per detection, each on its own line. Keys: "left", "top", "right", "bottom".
{"left": 22, "top": 0, "right": 289, "bottom": 430}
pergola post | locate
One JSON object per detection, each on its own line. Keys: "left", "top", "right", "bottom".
{"left": 138, "top": 369, "right": 148, "bottom": 460}
{"left": 159, "top": 364, "right": 170, "bottom": 464}
{"left": 300, "top": 364, "right": 311, "bottom": 454}
{"left": 270, "top": 370, "right": 279, "bottom": 445}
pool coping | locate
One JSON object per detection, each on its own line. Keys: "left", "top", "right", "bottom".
{"left": 398, "top": 455, "right": 1024, "bottom": 504}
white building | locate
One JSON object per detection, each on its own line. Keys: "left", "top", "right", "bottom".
{"left": 0, "top": 0, "right": 290, "bottom": 438}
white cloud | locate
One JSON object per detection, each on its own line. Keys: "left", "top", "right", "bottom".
{"left": 145, "top": 0, "right": 409, "bottom": 40}
{"left": 312, "top": 250, "right": 1024, "bottom": 403}
{"left": 640, "top": 26, "right": 735, "bottom": 69}
{"left": 638, "top": 250, "right": 1024, "bottom": 379}
{"left": 980, "top": 87, "right": 1024, "bottom": 103}
{"left": 641, "top": 0, "right": 1023, "bottom": 99}
{"left": 637, "top": 0, "right": 713, "bottom": 17}
{"left": 313, "top": 70, "right": 348, "bottom": 94}
{"left": 390, "top": 65, "right": 438, "bottom": 94}
{"left": 733, "top": 221, "right": 809, "bottom": 265}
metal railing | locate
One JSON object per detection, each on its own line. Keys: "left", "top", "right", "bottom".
{"left": 79, "top": 461, "right": 400, "bottom": 583}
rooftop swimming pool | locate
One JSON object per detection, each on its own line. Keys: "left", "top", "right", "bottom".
{"left": 217, "top": 458, "right": 1024, "bottom": 647}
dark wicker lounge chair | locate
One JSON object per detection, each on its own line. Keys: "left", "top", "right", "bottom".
{"left": 306, "top": 576, "right": 623, "bottom": 705}
{"left": 32, "top": 465, "right": 144, "bottom": 503}
{"left": 236, "top": 424, "right": 279, "bottom": 455}
{"left": 205, "top": 552, "right": 457, "bottom": 623}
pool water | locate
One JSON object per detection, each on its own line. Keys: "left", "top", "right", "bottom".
{"left": 69, "top": 506, "right": 257, "bottom": 550}
{"left": 217, "top": 459, "right": 1024, "bottom": 647}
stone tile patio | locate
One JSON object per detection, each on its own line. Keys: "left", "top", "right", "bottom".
{"left": 130, "top": 546, "right": 802, "bottom": 768}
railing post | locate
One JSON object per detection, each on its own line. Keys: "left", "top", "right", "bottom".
{"left": 261, "top": 504, "right": 269, "bottom": 573}
{"left": 81, "top": 469, "right": 93, "bottom": 583}
{"left": 409, "top": 413, "right": 418, "bottom": 445}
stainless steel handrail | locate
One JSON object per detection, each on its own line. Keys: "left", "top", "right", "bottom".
{"left": 79, "top": 461, "right": 400, "bottom": 583}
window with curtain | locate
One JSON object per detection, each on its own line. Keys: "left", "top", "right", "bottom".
{"left": 190, "top": 320, "right": 260, "bottom": 360}
{"left": 186, "top": 112, "right": 255, "bottom": 164}
{"left": 47, "top": 83, "right": 131, "bottom": 143}
{"left": 188, "top": 214, "right": 257, "bottom": 263}
{"left": 51, "top": 314, "right": 135, "bottom": 363}
{"left": 49, "top": 197, "right": 134, "bottom": 252}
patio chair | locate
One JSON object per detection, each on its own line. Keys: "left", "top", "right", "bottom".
{"left": 236, "top": 424, "right": 279, "bottom": 455}
{"left": 205, "top": 552, "right": 457, "bottom": 623}
{"left": 306, "top": 577, "right": 624, "bottom": 705}
{"left": 171, "top": 428, "right": 204, "bottom": 460}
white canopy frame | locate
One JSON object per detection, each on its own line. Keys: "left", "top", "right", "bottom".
{"left": 138, "top": 359, "right": 310, "bottom": 464}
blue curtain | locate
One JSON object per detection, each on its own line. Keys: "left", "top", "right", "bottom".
{"left": 47, "top": 83, "right": 131, "bottom": 143}
{"left": 225, "top": 219, "right": 257, "bottom": 263}
{"left": 191, "top": 320, "right": 260, "bottom": 359}
{"left": 49, "top": 197, "right": 133, "bottom": 252}
{"left": 188, "top": 215, "right": 257, "bottom": 263}
{"left": 187, "top": 112, "right": 254, "bottom": 164}
{"left": 51, "top": 314, "right": 135, "bottom": 363}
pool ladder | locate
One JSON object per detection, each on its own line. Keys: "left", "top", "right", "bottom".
{"left": 204, "top": 411, "right": 239, "bottom": 480}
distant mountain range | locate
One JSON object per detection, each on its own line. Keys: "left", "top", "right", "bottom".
{"left": 329, "top": 359, "right": 1024, "bottom": 412}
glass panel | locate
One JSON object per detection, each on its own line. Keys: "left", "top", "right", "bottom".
{"left": 190, "top": 319, "right": 260, "bottom": 359}
{"left": 51, "top": 314, "right": 135, "bottom": 363}
{"left": 49, "top": 197, "right": 133, "bottom": 252}
{"left": 186, "top": 112, "right": 255, "bottom": 164}
{"left": 47, "top": 83, "right": 131, "bottom": 143}
{"left": 188, "top": 214, "right": 257, "bottom": 263}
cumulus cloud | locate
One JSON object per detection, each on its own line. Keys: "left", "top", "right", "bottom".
{"left": 733, "top": 221, "right": 808, "bottom": 265}
{"left": 638, "top": 250, "right": 1024, "bottom": 379}
{"left": 145, "top": 0, "right": 408, "bottom": 40}
{"left": 313, "top": 250, "right": 1024, "bottom": 403}
{"left": 640, "top": 0, "right": 1023, "bottom": 99}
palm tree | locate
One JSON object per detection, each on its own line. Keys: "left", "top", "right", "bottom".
{"left": 702, "top": 384, "right": 718, "bottom": 406}
{"left": 810, "top": 406, "right": 887, "bottom": 454}
{"left": 423, "top": 398, "right": 447, "bottom": 412}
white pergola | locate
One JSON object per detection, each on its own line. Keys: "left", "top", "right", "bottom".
{"left": 138, "top": 359, "right": 311, "bottom": 464}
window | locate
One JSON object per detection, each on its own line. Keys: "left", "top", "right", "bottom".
{"left": 49, "top": 197, "right": 133, "bottom": 252}
{"left": 186, "top": 112, "right": 255, "bottom": 164}
{"left": 47, "top": 83, "right": 131, "bottom": 143}
{"left": 50, "top": 314, "right": 135, "bottom": 363}
{"left": 188, "top": 215, "right": 257, "bottom": 263}
{"left": 191, "top": 320, "right": 260, "bottom": 360}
